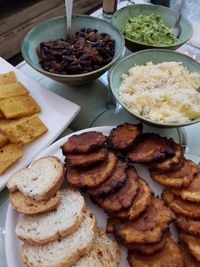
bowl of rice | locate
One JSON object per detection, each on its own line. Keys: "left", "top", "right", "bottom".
{"left": 111, "top": 4, "right": 193, "bottom": 52}
{"left": 109, "top": 49, "right": 200, "bottom": 128}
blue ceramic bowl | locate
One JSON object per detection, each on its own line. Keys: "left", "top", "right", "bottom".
{"left": 112, "top": 4, "right": 193, "bottom": 52}
{"left": 22, "top": 15, "right": 124, "bottom": 85}
{"left": 109, "top": 49, "right": 200, "bottom": 128}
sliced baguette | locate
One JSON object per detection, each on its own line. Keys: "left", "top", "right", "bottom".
{"left": 9, "top": 191, "right": 60, "bottom": 215}
{"left": 7, "top": 156, "right": 64, "bottom": 200}
{"left": 21, "top": 209, "right": 96, "bottom": 267}
{"left": 16, "top": 189, "right": 85, "bottom": 245}
{"left": 74, "top": 228, "right": 120, "bottom": 267}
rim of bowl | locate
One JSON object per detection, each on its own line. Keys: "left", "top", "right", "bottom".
{"left": 21, "top": 14, "right": 125, "bottom": 79}
{"left": 109, "top": 48, "right": 200, "bottom": 128}
{"left": 111, "top": 4, "right": 193, "bottom": 48}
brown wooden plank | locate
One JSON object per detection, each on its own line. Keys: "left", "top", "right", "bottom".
{"left": 0, "top": 0, "right": 102, "bottom": 59}
{"left": 0, "top": 0, "right": 64, "bottom": 35}
{"left": 73, "top": 0, "right": 102, "bottom": 14}
{"left": 0, "top": 4, "right": 66, "bottom": 59}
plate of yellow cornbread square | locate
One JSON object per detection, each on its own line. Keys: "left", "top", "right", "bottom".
{"left": 0, "top": 57, "right": 80, "bottom": 190}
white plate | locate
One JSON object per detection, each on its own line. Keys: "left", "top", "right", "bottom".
{"left": 0, "top": 57, "right": 80, "bottom": 190}
{"left": 6, "top": 126, "right": 187, "bottom": 267}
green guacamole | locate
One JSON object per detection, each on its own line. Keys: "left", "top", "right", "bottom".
{"left": 123, "top": 14, "right": 178, "bottom": 46}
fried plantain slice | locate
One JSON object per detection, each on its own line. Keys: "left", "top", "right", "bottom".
{"left": 162, "top": 190, "right": 200, "bottom": 219}
{"left": 177, "top": 216, "right": 200, "bottom": 237}
{"left": 128, "top": 236, "right": 185, "bottom": 267}
{"left": 88, "top": 160, "right": 128, "bottom": 197}
{"left": 171, "top": 168, "right": 200, "bottom": 203}
{"left": 150, "top": 160, "right": 196, "bottom": 188}
{"left": 126, "top": 133, "right": 175, "bottom": 164}
{"left": 180, "top": 243, "right": 200, "bottom": 267}
{"left": 61, "top": 131, "right": 107, "bottom": 154}
{"left": 150, "top": 142, "right": 184, "bottom": 172}
{"left": 107, "top": 178, "right": 153, "bottom": 220}
{"left": 66, "top": 152, "right": 117, "bottom": 188}
{"left": 107, "top": 123, "right": 142, "bottom": 151}
{"left": 111, "top": 197, "right": 176, "bottom": 244}
{"left": 179, "top": 230, "right": 200, "bottom": 262}
{"left": 122, "top": 230, "right": 170, "bottom": 255}
{"left": 92, "top": 167, "right": 139, "bottom": 212}
{"left": 66, "top": 147, "right": 108, "bottom": 168}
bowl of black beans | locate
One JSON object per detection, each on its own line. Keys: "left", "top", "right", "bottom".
{"left": 22, "top": 15, "right": 124, "bottom": 85}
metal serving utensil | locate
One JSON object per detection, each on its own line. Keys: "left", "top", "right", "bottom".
{"left": 172, "top": 0, "right": 184, "bottom": 38}
{"left": 65, "top": 0, "right": 73, "bottom": 36}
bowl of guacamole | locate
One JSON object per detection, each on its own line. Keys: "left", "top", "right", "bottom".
{"left": 112, "top": 4, "right": 193, "bottom": 52}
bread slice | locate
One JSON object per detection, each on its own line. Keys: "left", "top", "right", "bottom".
{"left": 74, "top": 228, "right": 120, "bottom": 267}
{"left": 7, "top": 156, "right": 64, "bottom": 200}
{"left": 20, "top": 209, "right": 96, "bottom": 267}
{"left": 16, "top": 189, "right": 85, "bottom": 244}
{"left": 9, "top": 191, "right": 60, "bottom": 215}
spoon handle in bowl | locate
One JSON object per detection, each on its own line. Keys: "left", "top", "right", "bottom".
{"left": 65, "top": 0, "right": 73, "bottom": 36}
{"left": 174, "top": 0, "right": 184, "bottom": 26}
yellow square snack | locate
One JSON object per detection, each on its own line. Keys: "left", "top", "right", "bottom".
{"left": 0, "top": 114, "right": 48, "bottom": 144}
{"left": 0, "top": 110, "right": 5, "bottom": 119}
{"left": 0, "top": 118, "right": 12, "bottom": 128}
{"left": 0, "top": 133, "right": 9, "bottom": 149}
{"left": 0, "top": 71, "right": 16, "bottom": 84}
{"left": 0, "top": 82, "right": 29, "bottom": 99}
{"left": 0, "top": 95, "right": 41, "bottom": 119}
{"left": 0, "top": 143, "right": 23, "bottom": 174}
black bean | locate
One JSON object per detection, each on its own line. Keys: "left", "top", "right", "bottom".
{"left": 102, "top": 57, "right": 112, "bottom": 64}
{"left": 86, "top": 28, "right": 93, "bottom": 33}
{"left": 80, "top": 60, "right": 91, "bottom": 67}
{"left": 62, "top": 55, "right": 76, "bottom": 62}
{"left": 91, "top": 41, "right": 100, "bottom": 47}
{"left": 38, "top": 28, "right": 115, "bottom": 75}
{"left": 88, "top": 34, "right": 97, "bottom": 42}
{"left": 93, "top": 65, "right": 100, "bottom": 70}
{"left": 79, "top": 54, "right": 91, "bottom": 61}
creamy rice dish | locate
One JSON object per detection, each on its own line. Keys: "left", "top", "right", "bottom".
{"left": 119, "top": 62, "right": 200, "bottom": 123}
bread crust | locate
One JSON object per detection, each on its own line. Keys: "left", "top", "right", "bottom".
{"left": 7, "top": 156, "right": 64, "bottom": 200}
{"left": 74, "top": 228, "right": 120, "bottom": 267}
{"left": 9, "top": 191, "right": 60, "bottom": 215}
{"left": 20, "top": 210, "right": 96, "bottom": 267}
{"left": 16, "top": 189, "right": 85, "bottom": 245}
